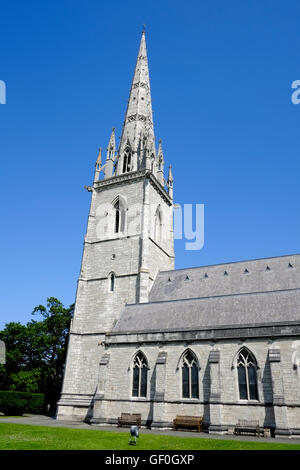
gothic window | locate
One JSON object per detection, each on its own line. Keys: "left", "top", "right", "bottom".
{"left": 154, "top": 208, "right": 162, "bottom": 241}
{"left": 109, "top": 273, "right": 115, "bottom": 292}
{"left": 237, "top": 349, "right": 258, "bottom": 400}
{"left": 114, "top": 201, "right": 121, "bottom": 233}
{"left": 132, "top": 351, "right": 148, "bottom": 398}
{"left": 113, "top": 199, "right": 126, "bottom": 234}
{"left": 123, "top": 148, "right": 132, "bottom": 173}
{"left": 182, "top": 350, "right": 199, "bottom": 399}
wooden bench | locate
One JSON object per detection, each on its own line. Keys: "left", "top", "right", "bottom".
{"left": 173, "top": 415, "right": 203, "bottom": 432}
{"left": 235, "top": 419, "right": 261, "bottom": 437}
{"left": 117, "top": 413, "right": 142, "bottom": 427}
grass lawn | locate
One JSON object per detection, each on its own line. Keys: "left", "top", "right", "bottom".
{"left": 0, "top": 423, "right": 300, "bottom": 450}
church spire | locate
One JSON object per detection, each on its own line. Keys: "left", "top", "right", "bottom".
{"left": 107, "top": 127, "right": 116, "bottom": 158}
{"left": 104, "top": 128, "right": 116, "bottom": 178}
{"left": 168, "top": 165, "right": 174, "bottom": 200}
{"left": 156, "top": 139, "right": 165, "bottom": 185}
{"left": 94, "top": 148, "right": 102, "bottom": 183}
{"left": 116, "top": 31, "right": 155, "bottom": 175}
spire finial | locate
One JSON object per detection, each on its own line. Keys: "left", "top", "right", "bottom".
{"left": 107, "top": 127, "right": 116, "bottom": 153}
{"left": 157, "top": 139, "right": 164, "bottom": 161}
{"left": 142, "top": 24, "right": 146, "bottom": 33}
{"left": 116, "top": 30, "right": 155, "bottom": 175}
{"left": 94, "top": 147, "right": 102, "bottom": 183}
{"left": 96, "top": 147, "right": 102, "bottom": 165}
{"left": 168, "top": 165, "right": 174, "bottom": 199}
{"left": 104, "top": 129, "right": 116, "bottom": 179}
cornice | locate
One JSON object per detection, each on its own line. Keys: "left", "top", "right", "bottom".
{"left": 104, "top": 322, "right": 300, "bottom": 344}
{"left": 94, "top": 169, "right": 172, "bottom": 206}
{"left": 94, "top": 169, "right": 147, "bottom": 190}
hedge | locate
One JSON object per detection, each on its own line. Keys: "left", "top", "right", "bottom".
{"left": 27, "top": 393, "right": 45, "bottom": 414}
{"left": 0, "top": 391, "right": 45, "bottom": 415}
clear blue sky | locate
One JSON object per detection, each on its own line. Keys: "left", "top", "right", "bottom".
{"left": 0, "top": 0, "right": 299, "bottom": 328}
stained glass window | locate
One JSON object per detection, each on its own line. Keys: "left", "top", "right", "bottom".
{"left": 237, "top": 349, "right": 258, "bottom": 400}
{"left": 182, "top": 350, "right": 199, "bottom": 399}
{"left": 132, "top": 352, "right": 148, "bottom": 398}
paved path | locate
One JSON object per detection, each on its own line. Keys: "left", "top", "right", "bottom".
{"left": 0, "top": 414, "right": 299, "bottom": 445}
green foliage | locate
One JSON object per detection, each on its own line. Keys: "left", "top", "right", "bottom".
{"left": 0, "top": 391, "right": 31, "bottom": 415}
{"left": 27, "top": 393, "right": 45, "bottom": 414}
{"left": 0, "top": 297, "right": 73, "bottom": 414}
{"left": 0, "top": 391, "right": 45, "bottom": 415}
{"left": 9, "top": 369, "right": 42, "bottom": 393}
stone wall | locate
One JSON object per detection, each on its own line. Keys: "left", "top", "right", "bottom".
{"left": 91, "top": 336, "right": 300, "bottom": 435}
{"left": 57, "top": 171, "right": 174, "bottom": 421}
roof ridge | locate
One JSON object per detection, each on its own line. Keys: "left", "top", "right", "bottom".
{"left": 158, "top": 253, "right": 300, "bottom": 274}
{"left": 124, "top": 287, "right": 300, "bottom": 307}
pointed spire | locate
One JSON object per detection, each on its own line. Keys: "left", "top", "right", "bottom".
{"left": 168, "top": 165, "right": 173, "bottom": 182}
{"left": 157, "top": 139, "right": 164, "bottom": 160}
{"left": 168, "top": 165, "right": 173, "bottom": 199}
{"left": 116, "top": 31, "right": 155, "bottom": 175}
{"left": 94, "top": 148, "right": 102, "bottom": 183}
{"left": 157, "top": 139, "right": 165, "bottom": 185}
{"left": 96, "top": 147, "right": 102, "bottom": 168}
{"left": 107, "top": 127, "right": 116, "bottom": 159}
{"left": 104, "top": 128, "right": 116, "bottom": 179}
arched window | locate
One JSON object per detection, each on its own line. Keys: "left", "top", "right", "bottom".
{"left": 123, "top": 148, "right": 132, "bottom": 173}
{"left": 182, "top": 350, "right": 199, "bottom": 399}
{"left": 113, "top": 199, "right": 126, "bottom": 234}
{"left": 237, "top": 348, "right": 258, "bottom": 400}
{"left": 109, "top": 273, "right": 115, "bottom": 292}
{"left": 114, "top": 201, "right": 120, "bottom": 233}
{"left": 132, "top": 351, "right": 148, "bottom": 398}
{"left": 154, "top": 208, "right": 162, "bottom": 241}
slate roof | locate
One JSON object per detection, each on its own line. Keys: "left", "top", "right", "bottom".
{"left": 112, "top": 254, "right": 300, "bottom": 334}
{"left": 149, "top": 254, "right": 300, "bottom": 302}
{"left": 112, "top": 289, "right": 300, "bottom": 333}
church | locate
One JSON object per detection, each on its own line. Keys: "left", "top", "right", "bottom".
{"left": 56, "top": 31, "right": 300, "bottom": 438}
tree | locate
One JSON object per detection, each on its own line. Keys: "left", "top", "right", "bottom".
{"left": 0, "top": 297, "right": 73, "bottom": 414}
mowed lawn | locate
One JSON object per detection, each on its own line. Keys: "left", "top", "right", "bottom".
{"left": 0, "top": 423, "right": 300, "bottom": 450}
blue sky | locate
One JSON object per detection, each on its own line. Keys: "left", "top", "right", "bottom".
{"left": 0, "top": 0, "right": 299, "bottom": 327}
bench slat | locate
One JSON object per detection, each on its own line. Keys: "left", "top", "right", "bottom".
{"left": 173, "top": 415, "right": 203, "bottom": 432}
{"left": 235, "top": 419, "right": 261, "bottom": 437}
{"left": 117, "top": 413, "right": 141, "bottom": 427}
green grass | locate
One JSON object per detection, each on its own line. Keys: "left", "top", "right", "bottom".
{"left": 0, "top": 423, "right": 300, "bottom": 450}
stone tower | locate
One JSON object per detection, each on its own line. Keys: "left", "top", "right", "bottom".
{"left": 56, "top": 31, "right": 175, "bottom": 421}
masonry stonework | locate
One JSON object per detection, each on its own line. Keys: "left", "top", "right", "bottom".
{"left": 56, "top": 32, "right": 300, "bottom": 437}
